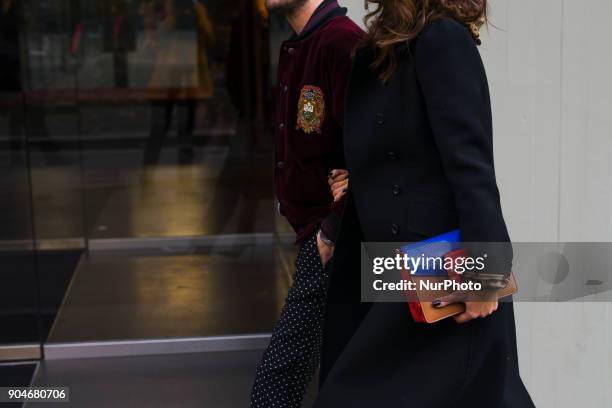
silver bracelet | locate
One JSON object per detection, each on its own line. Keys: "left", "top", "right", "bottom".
{"left": 318, "top": 229, "right": 335, "bottom": 247}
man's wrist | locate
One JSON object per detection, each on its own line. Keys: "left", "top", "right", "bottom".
{"left": 318, "top": 229, "right": 335, "bottom": 247}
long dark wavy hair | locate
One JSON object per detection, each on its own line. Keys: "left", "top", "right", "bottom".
{"left": 363, "top": 0, "right": 488, "bottom": 82}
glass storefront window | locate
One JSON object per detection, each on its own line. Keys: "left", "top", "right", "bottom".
{"left": 1, "top": 0, "right": 293, "bottom": 360}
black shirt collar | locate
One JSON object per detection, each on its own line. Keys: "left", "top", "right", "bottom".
{"left": 288, "top": 0, "right": 347, "bottom": 41}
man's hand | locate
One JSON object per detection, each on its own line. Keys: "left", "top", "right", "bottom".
{"left": 329, "top": 169, "right": 349, "bottom": 202}
{"left": 316, "top": 230, "right": 334, "bottom": 267}
{"left": 433, "top": 288, "right": 499, "bottom": 324}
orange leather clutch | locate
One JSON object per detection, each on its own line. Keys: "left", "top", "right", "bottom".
{"left": 399, "top": 231, "right": 517, "bottom": 324}
{"left": 403, "top": 257, "right": 518, "bottom": 323}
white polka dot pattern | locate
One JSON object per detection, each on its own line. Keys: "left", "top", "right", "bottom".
{"left": 250, "top": 232, "right": 330, "bottom": 408}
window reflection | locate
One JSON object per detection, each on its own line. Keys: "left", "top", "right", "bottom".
{"left": 0, "top": 0, "right": 290, "bottom": 358}
{"left": 1, "top": 0, "right": 283, "bottom": 242}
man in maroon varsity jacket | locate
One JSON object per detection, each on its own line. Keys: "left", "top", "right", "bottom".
{"left": 250, "top": 1, "right": 362, "bottom": 407}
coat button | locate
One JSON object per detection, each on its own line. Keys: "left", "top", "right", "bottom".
{"left": 276, "top": 161, "right": 285, "bottom": 169}
{"left": 279, "top": 123, "right": 285, "bottom": 130}
{"left": 376, "top": 113, "right": 385, "bottom": 125}
{"left": 392, "top": 184, "right": 402, "bottom": 196}
{"left": 288, "top": 47, "right": 295, "bottom": 55}
{"left": 283, "top": 85, "right": 288, "bottom": 92}
{"left": 387, "top": 151, "right": 398, "bottom": 160}
{"left": 391, "top": 224, "right": 400, "bottom": 235}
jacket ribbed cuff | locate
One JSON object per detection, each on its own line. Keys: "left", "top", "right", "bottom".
{"left": 319, "top": 212, "right": 340, "bottom": 244}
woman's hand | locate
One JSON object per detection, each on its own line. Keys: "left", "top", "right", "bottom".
{"left": 329, "top": 169, "right": 349, "bottom": 202}
{"left": 433, "top": 288, "right": 499, "bottom": 324}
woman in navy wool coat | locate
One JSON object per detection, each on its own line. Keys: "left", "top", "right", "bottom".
{"left": 318, "top": 1, "right": 535, "bottom": 407}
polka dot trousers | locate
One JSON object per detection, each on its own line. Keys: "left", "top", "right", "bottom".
{"left": 250, "top": 232, "right": 330, "bottom": 408}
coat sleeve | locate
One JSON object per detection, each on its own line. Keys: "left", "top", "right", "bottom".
{"left": 414, "top": 18, "right": 512, "bottom": 277}
{"left": 319, "top": 26, "right": 362, "bottom": 243}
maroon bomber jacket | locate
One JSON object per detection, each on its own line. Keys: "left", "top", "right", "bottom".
{"left": 274, "top": 3, "right": 363, "bottom": 244}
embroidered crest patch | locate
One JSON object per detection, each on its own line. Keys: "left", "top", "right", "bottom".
{"left": 296, "top": 85, "right": 325, "bottom": 134}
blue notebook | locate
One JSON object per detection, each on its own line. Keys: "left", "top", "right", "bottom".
{"left": 399, "top": 229, "right": 462, "bottom": 276}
